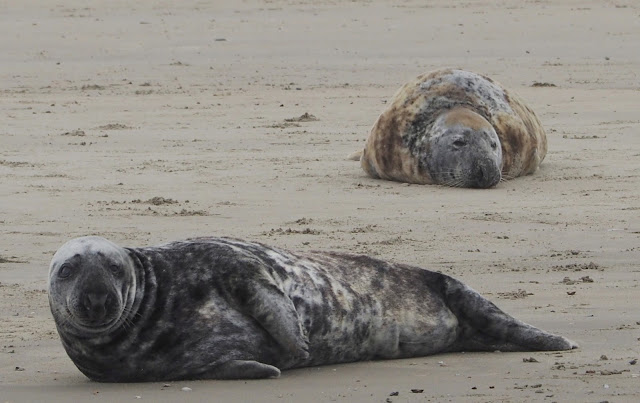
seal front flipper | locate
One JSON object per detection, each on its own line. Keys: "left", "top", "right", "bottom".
{"left": 231, "top": 276, "right": 310, "bottom": 361}
{"left": 209, "top": 360, "right": 281, "bottom": 379}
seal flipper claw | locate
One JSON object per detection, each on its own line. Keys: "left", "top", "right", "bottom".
{"left": 210, "top": 360, "right": 281, "bottom": 379}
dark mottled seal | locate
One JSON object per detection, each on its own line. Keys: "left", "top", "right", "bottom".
{"left": 356, "top": 68, "right": 547, "bottom": 188}
{"left": 48, "top": 236, "right": 575, "bottom": 382}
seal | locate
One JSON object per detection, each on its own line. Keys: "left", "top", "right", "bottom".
{"left": 48, "top": 236, "right": 576, "bottom": 382}
{"left": 355, "top": 68, "right": 547, "bottom": 188}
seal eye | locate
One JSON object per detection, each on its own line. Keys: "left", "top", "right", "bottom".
{"left": 453, "top": 139, "right": 467, "bottom": 148}
{"left": 58, "top": 264, "right": 73, "bottom": 279}
{"left": 109, "top": 264, "right": 123, "bottom": 276}
{"left": 490, "top": 141, "right": 498, "bottom": 150}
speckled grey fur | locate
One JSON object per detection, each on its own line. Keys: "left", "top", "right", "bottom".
{"left": 48, "top": 236, "right": 576, "bottom": 382}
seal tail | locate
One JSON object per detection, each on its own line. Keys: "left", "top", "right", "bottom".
{"left": 347, "top": 150, "right": 363, "bottom": 161}
{"left": 438, "top": 274, "right": 577, "bottom": 352}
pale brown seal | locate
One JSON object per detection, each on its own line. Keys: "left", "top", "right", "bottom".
{"left": 355, "top": 68, "right": 547, "bottom": 188}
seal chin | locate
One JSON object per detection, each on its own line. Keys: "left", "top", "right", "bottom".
{"left": 65, "top": 305, "right": 124, "bottom": 335}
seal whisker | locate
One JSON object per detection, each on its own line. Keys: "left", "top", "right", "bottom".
{"left": 120, "top": 318, "right": 134, "bottom": 333}
{"left": 52, "top": 307, "right": 73, "bottom": 328}
{"left": 118, "top": 310, "right": 132, "bottom": 331}
{"left": 438, "top": 177, "right": 466, "bottom": 188}
{"left": 500, "top": 173, "right": 516, "bottom": 182}
{"left": 117, "top": 307, "right": 142, "bottom": 333}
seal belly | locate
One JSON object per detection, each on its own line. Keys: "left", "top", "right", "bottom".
{"left": 393, "top": 305, "right": 459, "bottom": 358}
{"left": 284, "top": 274, "right": 382, "bottom": 366}
{"left": 281, "top": 253, "right": 459, "bottom": 366}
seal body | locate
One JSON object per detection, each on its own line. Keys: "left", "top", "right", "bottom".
{"left": 49, "top": 236, "right": 575, "bottom": 382}
{"left": 359, "top": 68, "right": 547, "bottom": 187}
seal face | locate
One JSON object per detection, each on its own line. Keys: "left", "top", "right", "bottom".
{"left": 359, "top": 69, "right": 547, "bottom": 187}
{"left": 49, "top": 236, "right": 576, "bottom": 382}
{"left": 48, "top": 237, "right": 139, "bottom": 338}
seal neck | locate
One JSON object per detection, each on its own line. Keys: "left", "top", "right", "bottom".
{"left": 117, "top": 248, "right": 158, "bottom": 342}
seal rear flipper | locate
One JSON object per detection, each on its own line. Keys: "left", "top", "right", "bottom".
{"left": 347, "top": 150, "right": 363, "bottom": 161}
{"left": 208, "top": 360, "right": 281, "bottom": 379}
{"left": 442, "top": 276, "right": 577, "bottom": 352}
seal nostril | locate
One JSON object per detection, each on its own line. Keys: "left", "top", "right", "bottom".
{"left": 472, "top": 160, "right": 501, "bottom": 188}
{"left": 83, "top": 295, "right": 91, "bottom": 311}
{"left": 86, "top": 293, "right": 108, "bottom": 310}
{"left": 82, "top": 292, "right": 110, "bottom": 323}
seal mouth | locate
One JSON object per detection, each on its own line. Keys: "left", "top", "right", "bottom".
{"left": 465, "top": 159, "right": 502, "bottom": 188}
{"left": 433, "top": 168, "right": 501, "bottom": 189}
{"left": 469, "top": 168, "right": 501, "bottom": 188}
{"left": 66, "top": 306, "right": 123, "bottom": 334}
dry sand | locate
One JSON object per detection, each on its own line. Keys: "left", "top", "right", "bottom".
{"left": 1, "top": 0, "right": 639, "bottom": 401}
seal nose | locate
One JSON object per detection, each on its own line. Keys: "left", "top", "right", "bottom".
{"left": 82, "top": 292, "right": 110, "bottom": 322}
{"left": 472, "top": 159, "right": 501, "bottom": 188}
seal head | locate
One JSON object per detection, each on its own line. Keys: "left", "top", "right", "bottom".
{"left": 425, "top": 107, "right": 502, "bottom": 188}
{"left": 48, "top": 236, "right": 137, "bottom": 338}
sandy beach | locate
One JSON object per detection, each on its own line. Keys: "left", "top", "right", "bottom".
{"left": 1, "top": 0, "right": 639, "bottom": 401}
